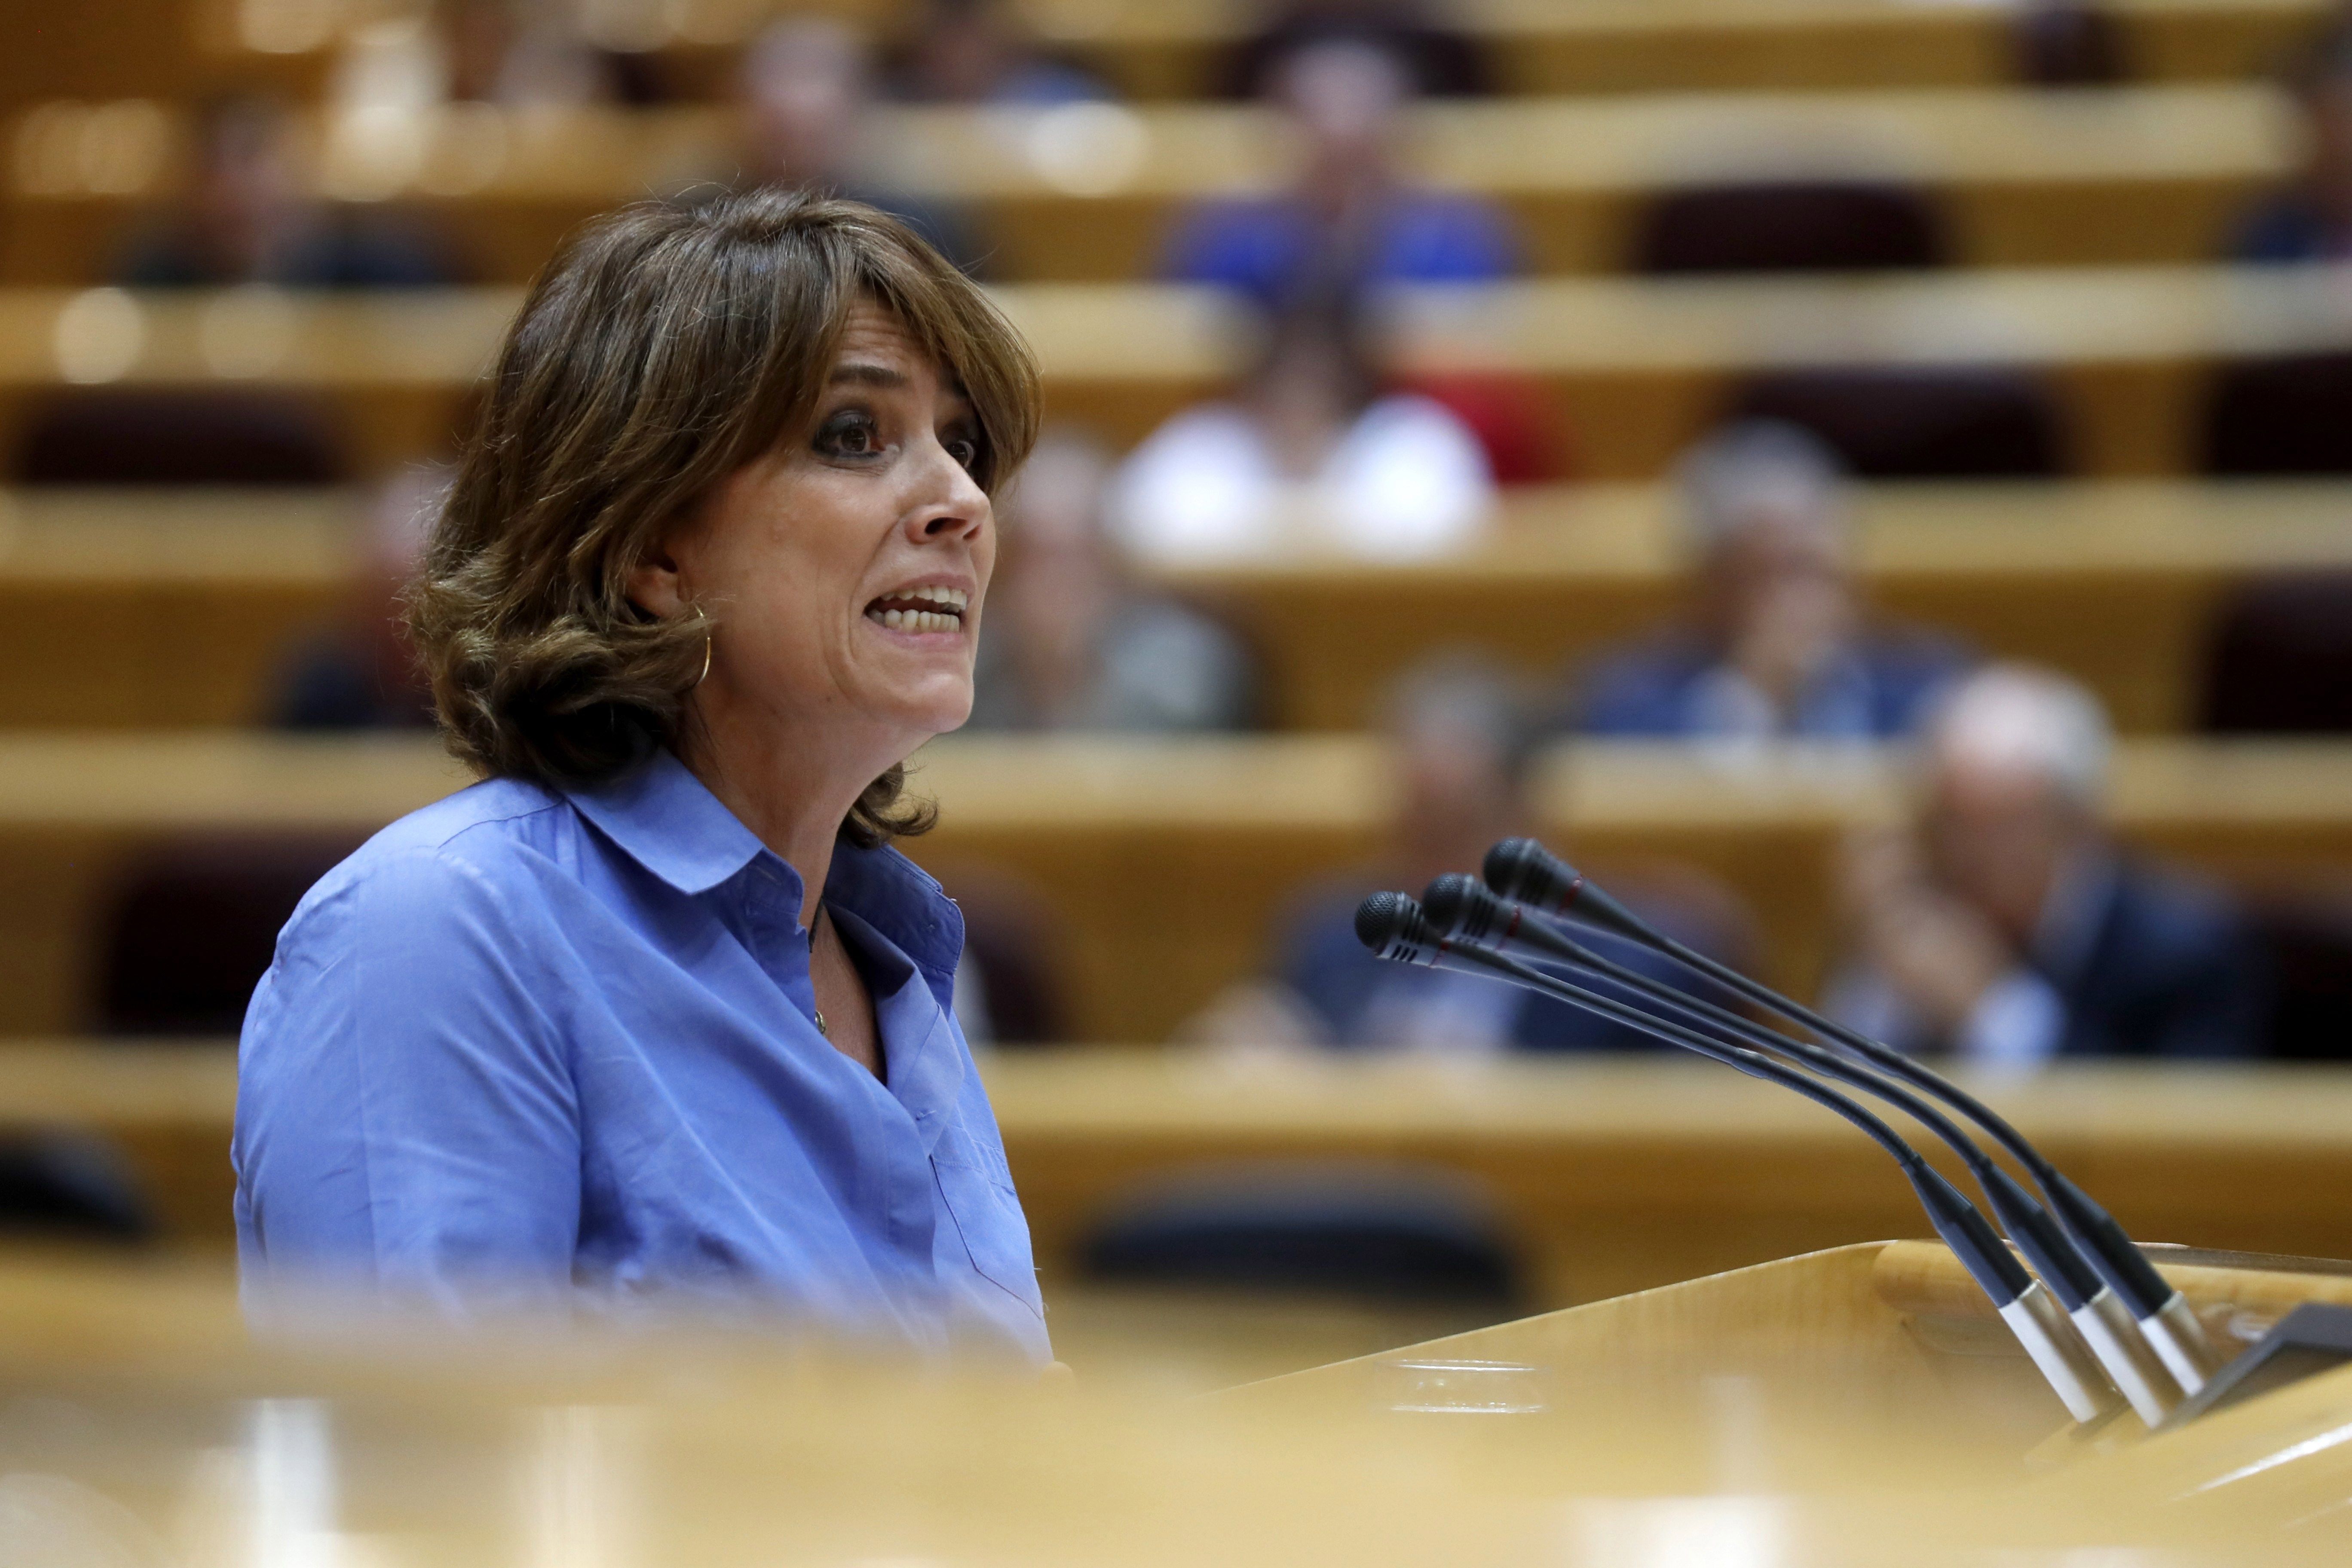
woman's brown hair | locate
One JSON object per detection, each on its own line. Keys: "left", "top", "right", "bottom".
{"left": 409, "top": 187, "right": 1040, "bottom": 846}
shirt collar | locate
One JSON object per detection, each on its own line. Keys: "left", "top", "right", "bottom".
{"left": 825, "top": 837, "right": 966, "bottom": 1005}
{"left": 567, "top": 749, "right": 967, "bottom": 1002}
{"left": 564, "top": 748, "right": 770, "bottom": 897}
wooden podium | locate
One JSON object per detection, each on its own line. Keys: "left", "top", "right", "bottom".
{"left": 1227, "top": 1239, "right": 2352, "bottom": 1555}
{"left": 0, "top": 1244, "right": 2345, "bottom": 1563}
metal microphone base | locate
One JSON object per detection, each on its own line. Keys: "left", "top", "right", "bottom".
{"left": 2074, "top": 1286, "right": 2180, "bottom": 1428}
{"left": 2000, "top": 1282, "right": 2125, "bottom": 1427}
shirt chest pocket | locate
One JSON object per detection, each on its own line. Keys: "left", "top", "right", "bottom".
{"left": 930, "top": 1124, "right": 1043, "bottom": 1317}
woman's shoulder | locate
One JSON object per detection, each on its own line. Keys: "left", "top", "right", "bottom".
{"left": 291, "top": 775, "right": 579, "bottom": 938}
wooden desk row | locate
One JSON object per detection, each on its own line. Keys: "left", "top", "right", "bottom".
{"left": 0, "top": 265, "right": 2348, "bottom": 473}
{"left": 4, "top": 84, "right": 2300, "bottom": 284}
{"left": 2, "top": 731, "right": 2350, "bottom": 1041}
{"left": 175, "top": 0, "right": 2340, "bottom": 102}
{"left": 2, "top": 479, "right": 2347, "bottom": 732}
{"left": 18, "top": 1039, "right": 2352, "bottom": 1314}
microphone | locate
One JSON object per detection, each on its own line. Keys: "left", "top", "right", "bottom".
{"left": 1422, "top": 872, "right": 2172, "bottom": 1426}
{"left": 1354, "top": 892, "right": 2115, "bottom": 1425}
{"left": 1481, "top": 836, "right": 2223, "bottom": 1399}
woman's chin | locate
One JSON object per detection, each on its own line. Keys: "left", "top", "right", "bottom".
{"left": 861, "top": 680, "right": 974, "bottom": 741}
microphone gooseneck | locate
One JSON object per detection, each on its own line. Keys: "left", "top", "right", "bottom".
{"left": 1479, "top": 837, "right": 2223, "bottom": 1396}
{"left": 1418, "top": 874, "right": 2092, "bottom": 1292}
{"left": 1421, "top": 871, "right": 2164, "bottom": 1424}
{"left": 1355, "top": 892, "right": 2113, "bottom": 1424}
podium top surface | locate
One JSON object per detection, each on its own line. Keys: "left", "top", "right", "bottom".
{"left": 0, "top": 1243, "right": 2346, "bottom": 1565}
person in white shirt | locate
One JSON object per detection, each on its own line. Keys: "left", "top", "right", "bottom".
{"left": 1108, "top": 296, "right": 1494, "bottom": 565}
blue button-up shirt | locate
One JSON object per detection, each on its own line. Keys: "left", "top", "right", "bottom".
{"left": 232, "top": 749, "right": 1050, "bottom": 1365}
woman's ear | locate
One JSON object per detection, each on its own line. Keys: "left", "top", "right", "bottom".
{"left": 625, "top": 542, "right": 687, "bottom": 620}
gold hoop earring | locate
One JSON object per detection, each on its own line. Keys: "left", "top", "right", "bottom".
{"left": 692, "top": 606, "right": 713, "bottom": 689}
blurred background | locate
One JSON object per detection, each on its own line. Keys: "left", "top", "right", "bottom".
{"left": 5, "top": 0, "right": 2352, "bottom": 1387}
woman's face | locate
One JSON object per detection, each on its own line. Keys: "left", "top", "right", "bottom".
{"left": 639, "top": 300, "right": 995, "bottom": 762}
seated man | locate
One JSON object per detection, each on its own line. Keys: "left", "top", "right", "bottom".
{"left": 114, "top": 95, "right": 455, "bottom": 288}
{"left": 1160, "top": 36, "right": 1517, "bottom": 308}
{"left": 967, "top": 431, "right": 1256, "bottom": 732}
{"left": 1825, "top": 665, "right": 2268, "bottom": 1063}
{"left": 1567, "top": 420, "right": 1970, "bottom": 741}
{"left": 1181, "top": 657, "right": 1749, "bottom": 1053}
{"left": 2229, "top": 20, "right": 2352, "bottom": 264}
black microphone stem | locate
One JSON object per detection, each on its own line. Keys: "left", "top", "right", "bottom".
{"left": 1433, "top": 883, "right": 2088, "bottom": 1281}
{"left": 1424, "top": 873, "right": 2168, "bottom": 1423}
{"left": 1482, "top": 838, "right": 2223, "bottom": 1396}
{"left": 1357, "top": 894, "right": 2115, "bottom": 1424}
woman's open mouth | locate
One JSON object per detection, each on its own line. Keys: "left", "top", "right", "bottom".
{"left": 864, "top": 585, "right": 968, "bottom": 634}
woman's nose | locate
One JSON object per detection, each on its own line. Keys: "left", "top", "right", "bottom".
{"left": 908, "top": 450, "right": 990, "bottom": 541}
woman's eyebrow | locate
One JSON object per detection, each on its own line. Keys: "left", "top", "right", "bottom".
{"left": 828, "top": 362, "right": 909, "bottom": 388}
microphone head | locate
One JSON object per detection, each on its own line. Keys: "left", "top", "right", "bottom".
{"left": 1482, "top": 837, "right": 1575, "bottom": 908}
{"left": 1482, "top": 836, "right": 1649, "bottom": 941}
{"left": 1354, "top": 891, "right": 1439, "bottom": 965}
{"left": 1420, "top": 871, "right": 1509, "bottom": 945}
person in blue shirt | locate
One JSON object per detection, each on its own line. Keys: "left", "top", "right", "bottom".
{"left": 1159, "top": 37, "right": 1517, "bottom": 309}
{"left": 1566, "top": 420, "right": 1972, "bottom": 743}
{"left": 233, "top": 188, "right": 1050, "bottom": 1365}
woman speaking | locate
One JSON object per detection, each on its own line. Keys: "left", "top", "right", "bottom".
{"left": 232, "top": 189, "right": 1048, "bottom": 1363}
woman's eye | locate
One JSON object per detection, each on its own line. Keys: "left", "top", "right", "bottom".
{"left": 818, "top": 413, "right": 881, "bottom": 458}
{"left": 945, "top": 435, "right": 980, "bottom": 472}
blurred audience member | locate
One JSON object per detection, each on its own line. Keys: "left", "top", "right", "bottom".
{"left": 115, "top": 97, "right": 454, "bottom": 288}
{"left": 1109, "top": 294, "right": 1494, "bottom": 564}
{"left": 1179, "top": 658, "right": 1746, "bottom": 1054}
{"left": 969, "top": 432, "right": 1256, "bottom": 731}
{"left": 272, "top": 466, "right": 442, "bottom": 730}
{"left": 1826, "top": 665, "right": 2267, "bottom": 1063}
{"left": 738, "top": 18, "right": 986, "bottom": 273}
{"left": 444, "top": 0, "right": 655, "bottom": 106}
{"left": 1162, "top": 37, "right": 1517, "bottom": 308}
{"left": 2010, "top": 0, "right": 2124, "bottom": 86}
{"left": 888, "top": 0, "right": 1111, "bottom": 105}
{"left": 1566, "top": 421, "right": 1970, "bottom": 741}
{"left": 2231, "top": 19, "right": 2352, "bottom": 263}
{"left": 1224, "top": 0, "right": 1490, "bottom": 99}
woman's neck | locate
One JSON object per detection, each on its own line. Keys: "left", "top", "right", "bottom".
{"left": 679, "top": 699, "right": 914, "bottom": 929}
